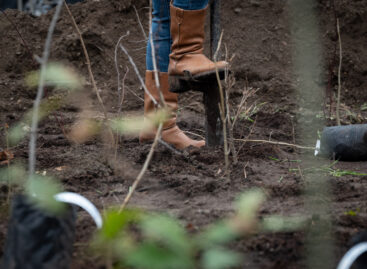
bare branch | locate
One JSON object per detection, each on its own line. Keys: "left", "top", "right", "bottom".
{"left": 119, "top": 43, "right": 159, "bottom": 107}
{"left": 133, "top": 5, "right": 148, "bottom": 40}
{"left": 114, "top": 32, "right": 130, "bottom": 113}
{"left": 214, "top": 31, "right": 230, "bottom": 179}
{"left": 119, "top": 123, "right": 163, "bottom": 212}
{"left": 234, "top": 138, "right": 315, "bottom": 150}
{"left": 63, "top": 0, "right": 115, "bottom": 146}
{"left": 29, "top": 0, "right": 64, "bottom": 177}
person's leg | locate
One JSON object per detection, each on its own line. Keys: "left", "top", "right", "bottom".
{"left": 173, "top": 0, "right": 208, "bottom": 10}
{"left": 146, "top": 0, "right": 171, "bottom": 72}
{"left": 168, "top": 0, "right": 227, "bottom": 88}
{"left": 141, "top": 0, "right": 205, "bottom": 149}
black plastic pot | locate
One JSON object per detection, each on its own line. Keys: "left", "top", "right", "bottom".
{"left": 319, "top": 124, "right": 367, "bottom": 161}
{"left": 349, "top": 232, "right": 367, "bottom": 269}
{"left": 1, "top": 195, "right": 76, "bottom": 269}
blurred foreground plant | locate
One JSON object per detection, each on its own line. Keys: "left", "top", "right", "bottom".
{"left": 8, "top": 63, "right": 83, "bottom": 146}
{"left": 0, "top": 165, "right": 66, "bottom": 214}
{"left": 93, "top": 189, "right": 305, "bottom": 269}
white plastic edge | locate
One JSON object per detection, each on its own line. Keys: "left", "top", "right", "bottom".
{"left": 336, "top": 242, "right": 367, "bottom": 269}
{"left": 54, "top": 192, "right": 103, "bottom": 229}
{"left": 314, "top": 139, "right": 320, "bottom": 156}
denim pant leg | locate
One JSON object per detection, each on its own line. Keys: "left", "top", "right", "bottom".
{"left": 173, "top": 0, "right": 209, "bottom": 10}
{"left": 146, "top": 0, "right": 171, "bottom": 72}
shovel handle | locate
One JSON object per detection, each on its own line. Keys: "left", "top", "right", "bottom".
{"left": 210, "top": 0, "right": 221, "bottom": 59}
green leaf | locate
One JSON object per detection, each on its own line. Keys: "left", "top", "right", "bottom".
{"left": 0, "top": 164, "right": 27, "bottom": 185}
{"left": 25, "top": 63, "right": 83, "bottom": 90}
{"left": 235, "top": 189, "right": 266, "bottom": 220}
{"left": 8, "top": 96, "right": 65, "bottom": 146}
{"left": 125, "top": 241, "right": 193, "bottom": 269}
{"left": 110, "top": 110, "right": 169, "bottom": 135}
{"left": 26, "top": 175, "right": 65, "bottom": 215}
{"left": 8, "top": 123, "right": 30, "bottom": 146}
{"left": 202, "top": 248, "right": 242, "bottom": 269}
{"left": 101, "top": 209, "right": 142, "bottom": 240}
{"left": 344, "top": 209, "right": 360, "bottom": 217}
{"left": 110, "top": 116, "right": 148, "bottom": 135}
{"left": 261, "top": 215, "right": 306, "bottom": 232}
{"left": 140, "top": 214, "right": 192, "bottom": 255}
{"left": 197, "top": 222, "right": 237, "bottom": 248}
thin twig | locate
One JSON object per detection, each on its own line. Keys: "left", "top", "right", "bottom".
{"left": 133, "top": 5, "right": 147, "bottom": 41}
{"left": 224, "top": 46, "right": 238, "bottom": 164}
{"left": 119, "top": 123, "right": 163, "bottom": 212}
{"left": 114, "top": 32, "right": 130, "bottom": 113}
{"left": 336, "top": 18, "right": 342, "bottom": 126}
{"left": 118, "top": 66, "right": 129, "bottom": 113}
{"left": 1, "top": 10, "right": 35, "bottom": 62}
{"left": 53, "top": 113, "right": 68, "bottom": 139}
{"left": 226, "top": 88, "right": 238, "bottom": 164}
{"left": 184, "top": 131, "right": 205, "bottom": 140}
{"left": 234, "top": 138, "right": 315, "bottom": 150}
{"left": 158, "top": 139, "right": 185, "bottom": 156}
{"left": 243, "top": 161, "right": 249, "bottom": 179}
{"left": 237, "top": 117, "right": 257, "bottom": 155}
{"left": 125, "top": 85, "right": 144, "bottom": 102}
{"left": 119, "top": 43, "right": 159, "bottom": 107}
{"left": 214, "top": 31, "right": 229, "bottom": 179}
{"left": 232, "top": 88, "right": 258, "bottom": 128}
{"left": 63, "top": 0, "right": 115, "bottom": 146}
{"left": 29, "top": 0, "right": 64, "bottom": 177}
{"left": 118, "top": 1, "right": 167, "bottom": 212}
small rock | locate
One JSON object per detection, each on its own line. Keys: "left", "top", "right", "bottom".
{"left": 234, "top": 7, "right": 242, "bottom": 13}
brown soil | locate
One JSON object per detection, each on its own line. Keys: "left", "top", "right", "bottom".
{"left": 1, "top": 0, "right": 367, "bottom": 268}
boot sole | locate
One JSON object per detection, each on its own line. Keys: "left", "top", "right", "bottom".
{"left": 169, "top": 69, "right": 227, "bottom": 93}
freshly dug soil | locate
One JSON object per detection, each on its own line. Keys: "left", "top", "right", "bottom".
{"left": 0, "top": 0, "right": 366, "bottom": 268}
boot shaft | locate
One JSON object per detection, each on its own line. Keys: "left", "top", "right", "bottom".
{"left": 169, "top": 4, "right": 206, "bottom": 60}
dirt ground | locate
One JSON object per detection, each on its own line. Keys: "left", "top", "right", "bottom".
{"left": 0, "top": 0, "right": 367, "bottom": 268}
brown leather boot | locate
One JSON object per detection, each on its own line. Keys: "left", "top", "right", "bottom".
{"left": 168, "top": 4, "right": 227, "bottom": 82}
{"left": 139, "top": 71, "right": 205, "bottom": 150}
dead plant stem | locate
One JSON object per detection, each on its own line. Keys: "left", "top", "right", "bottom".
{"left": 114, "top": 32, "right": 130, "bottom": 113}
{"left": 53, "top": 112, "right": 68, "bottom": 139}
{"left": 224, "top": 46, "right": 238, "bottom": 164}
{"left": 1, "top": 10, "right": 34, "bottom": 61}
{"left": 133, "top": 5, "right": 147, "bottom": 41}
{"left": 114, "top": 33, "right": 130, "bottom": 159}
{"left": 119, "top": 123, "right": 163, "bottom": 212}
{"left": 226, "top": 90, "right": 238, "bottom": 164}
{"left": 119, "top": 43, "right": 158, "bottom": 107}
{"left": 237, "top": 118, "right": 257, "bottom": 155}
{"left": 63, "top": 0, "right": 115, "bottom": 146}
{"left": 118, "top": 1, "right": 169, "bottom": 211}
{"left": 234, "top": 138, "right": 315, "bottom": 150}
{"left": 29, "top": 0, "right": 63, "bottom": 177}
{"left": 214, "top": 31, "right": 230, "bottom": 179}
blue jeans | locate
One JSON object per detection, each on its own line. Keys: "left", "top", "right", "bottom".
{"left": 146, "top": 0, "right": 209, "bottom": 72}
